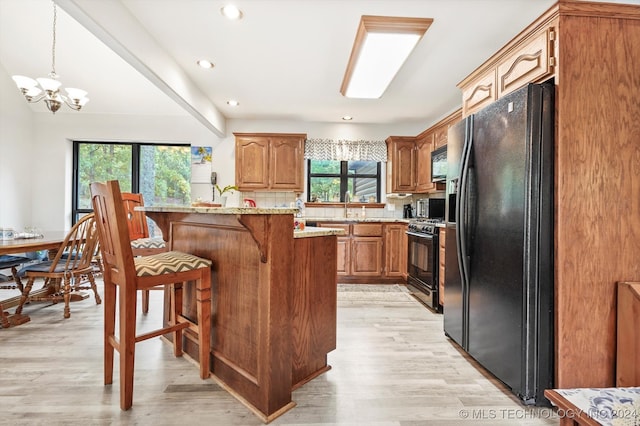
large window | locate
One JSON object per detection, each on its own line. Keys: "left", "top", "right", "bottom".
{"left": 307, "top": 160, "right": 381, "bottom": 203}
{"left": 73, "top": 141, "right": 191, "bottom": 223}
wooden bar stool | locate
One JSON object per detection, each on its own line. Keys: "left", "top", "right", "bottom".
{"left": 122, "top": 192, "right": 168, "bottom": 314}
{"left": 90, "top": 180, "right": 212, "bottom": 411}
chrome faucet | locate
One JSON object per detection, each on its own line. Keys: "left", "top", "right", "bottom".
{"left": 344, "top": 191, "right": 351, "bottom": 217}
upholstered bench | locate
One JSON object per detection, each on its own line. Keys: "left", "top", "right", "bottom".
{"left": 545, "top": 387, "right": 639, "bottom": 426}
{"left": 545, "top": 282, "right": 640, "bottom": 425}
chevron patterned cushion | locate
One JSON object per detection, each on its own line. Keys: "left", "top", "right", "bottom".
{"left": 134, "top": 251, "right": 211, "bottom": 276}
{"left": 130, "top": 237, "right": 166, "bottom": 250}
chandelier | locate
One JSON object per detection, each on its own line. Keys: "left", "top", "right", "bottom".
{"left": 11, "top": 1, "right": 89, "bottom": 114}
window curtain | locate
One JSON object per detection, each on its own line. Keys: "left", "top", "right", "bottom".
{"left": 304, "top": 138, "right": 387, "bottom": 162}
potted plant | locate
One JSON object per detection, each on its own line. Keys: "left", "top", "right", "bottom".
{"left": 214, "top": 184, "right": 238, "bottom": 206}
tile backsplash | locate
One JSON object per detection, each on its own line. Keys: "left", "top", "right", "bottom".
{"left": 238, "top": 192, "right": 408, "bottom": 219}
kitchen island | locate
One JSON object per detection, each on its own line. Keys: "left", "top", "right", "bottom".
{"left": 139, "top": 206, "right": 343, "bottom": 422}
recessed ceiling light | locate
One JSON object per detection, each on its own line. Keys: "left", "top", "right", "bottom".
{"left": 341, "top": 16, "right": 433, "bottom": 99}
{"left": 227, "top": 100, "right": 239, "bottom": 106}
{"left": 342, "top": 116, "right": 353, "bottom": 121}
{"left": 221, "top": 4, "right": 243, "bottom": 20}
{"left": 197, "top": 59, "right": 214, "bottom": 69}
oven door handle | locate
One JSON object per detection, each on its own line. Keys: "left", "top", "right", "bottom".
{"left": 405, "top": 231, "right": 434, "bottom": 239}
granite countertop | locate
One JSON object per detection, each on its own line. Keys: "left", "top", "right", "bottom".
{"left": 138, "top": 206, "right": 298, "bottom": 215}
{"left": 303, "top": 217, "right": 410, "bottom": 223}
{"left": 294, "top": 226, "right": 347, "bottom": 239}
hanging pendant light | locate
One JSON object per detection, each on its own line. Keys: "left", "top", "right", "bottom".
{"left": 11, "top": 1, "right": 89, "bottom": 114}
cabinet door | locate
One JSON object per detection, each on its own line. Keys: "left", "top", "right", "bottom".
{"left": 434, "top": 126, "right": 448, "bottom": 149}
{"left": 235, "top": 136, "right": 270, "bottom": 189}
{"left": 337, "top": 237, "right": 350, "bottom": 276}
{"left": 318, "top": 223, "right": 351, "bottom": 276}
{"left": 461, "top": 68, "right": 497, "bottom": 117}
{"left": 384, "top": 224, "right": 407, "bottom": 278}
{"left": 386, "top": 137, "right": 416, "bottom": 193}
{"left": 351, "top": 237, "right": 383, "bottom": 276}
{"left": 415, "top": 134, "right": 434, "bottom": 193}
{"left": 497, "top": 27, "right": 554, "bottom": 98}
{"left": 270, "top": 136, "right": 304, "bottom": 190}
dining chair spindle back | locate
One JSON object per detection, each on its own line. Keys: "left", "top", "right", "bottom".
{"left": 15, "top": 213, "right": 102, "bottom": 319}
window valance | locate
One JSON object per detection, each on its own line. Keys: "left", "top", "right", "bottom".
{"left": 304, "top": 138, "right": 387, "bottom": 162}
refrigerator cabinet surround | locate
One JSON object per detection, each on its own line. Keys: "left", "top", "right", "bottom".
{"left": 444, "top": 82, "right": 554, "bottom": 406}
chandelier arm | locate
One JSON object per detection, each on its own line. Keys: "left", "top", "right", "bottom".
{"left": 23, "top": 92, "right": 47, "bottom": 104}
{"left": 63, "top": 97, "right": 82, "bottom": 111}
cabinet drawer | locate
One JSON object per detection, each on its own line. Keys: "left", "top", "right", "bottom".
{"left": 352, "top": 223, "right": 383, "bottom": 237}
{"left": 497, "top": 27, "right": 555, "bottom": 98}
{"left": 462, "top": 68, "right": 496, "bottom": 117}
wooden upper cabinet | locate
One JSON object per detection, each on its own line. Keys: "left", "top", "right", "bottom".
{"left": 270, "top": 137, "right": 304, "bottom": 189}
{"left": 461, "top": 69, "right": 497, "bottom": 117}
{"left": 386, "top": 136, "right": 416, "bottom": 193}
{"left": 235, "top": 136, "right": 270, "bottom": 189}
{"left": 458, "top": 19, "right": 556, "bottom": 117}
{"left": 497, "top": 27, "right": 555, "bottom": 98}
{"left": 414, "top": 132, "right": 434, "bottom": 193}
{"left": 433, "top": 125, "right": 448, "bottom": 149}
{"left": 235, "top": 133, "right": 306, "bottom": 191}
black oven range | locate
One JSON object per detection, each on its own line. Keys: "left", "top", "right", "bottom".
{"left": 406, "top": 219, "right": 443, "bottom": 312}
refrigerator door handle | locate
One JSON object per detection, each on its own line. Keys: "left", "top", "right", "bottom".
{"left": 457, "top": 118, "right": 473, "bottom": 286}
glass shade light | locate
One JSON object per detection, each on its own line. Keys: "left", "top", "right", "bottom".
{"left": 36, "top": 77, "right": 62, "bottom": 92}
{"left": 65, "top": 87, "right": 88, "bottom": 100}
{"left": 12, "top": 75, "right": 38, "bottom": 89}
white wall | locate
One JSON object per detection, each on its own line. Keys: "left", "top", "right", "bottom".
{"left": 0, "top": 63, "right": 35, "bottom": 231}
{"left": 2, "top": 86, "right": 431, "bottom": 231}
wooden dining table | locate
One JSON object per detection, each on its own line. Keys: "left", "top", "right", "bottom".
{"left": 0, "top": 232, "right": 66, "bottom": 328}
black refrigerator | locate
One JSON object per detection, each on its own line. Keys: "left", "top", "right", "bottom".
{"left": 444, "top": 82, "right": 554, "bottom": 406}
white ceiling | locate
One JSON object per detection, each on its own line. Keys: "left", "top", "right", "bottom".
{"left": 2, "top": 0, "right": 632, "bottom": 136}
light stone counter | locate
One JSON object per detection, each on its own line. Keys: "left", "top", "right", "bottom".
{"left": 303, "top": 217, "right": 410, "bottom": 223}
{"left": 137, "top": 206, "right": 346, "bottom": 238}
{"left": 138, "top": 206, "right": 297, "bottom": 215}
{"left": 294, "top": 226, "right": 346, "bottom": 239}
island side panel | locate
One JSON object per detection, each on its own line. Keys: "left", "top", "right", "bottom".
{"left": 291, "top": 235, "right": 338, "bottom": 388}
{"left": 160, "top": 212, "right": 295, "bottom": 419}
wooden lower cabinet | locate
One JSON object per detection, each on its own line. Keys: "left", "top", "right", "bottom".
{"left": 384, "top": 224, "right": 407, "bottom": 279}
{"left": 336, "top": 238, "right": 349, "bottom": 275}
{"left": 351, "top": 237, "right": 383, "bottom": 276}
{"left": 318, "top": 222, "right": 407, "bottom": 283}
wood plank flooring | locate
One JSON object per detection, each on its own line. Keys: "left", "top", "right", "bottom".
{"left": 0, "top": 282, "right": 560, "bottom": 425}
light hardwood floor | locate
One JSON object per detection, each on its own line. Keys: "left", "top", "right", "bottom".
{"left": 0, "top": 282, "right": 560, "bottom": 425}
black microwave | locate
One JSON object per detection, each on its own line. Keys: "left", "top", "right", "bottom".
{"left": 431, "top": 145, "right": 447, "bottom": 182}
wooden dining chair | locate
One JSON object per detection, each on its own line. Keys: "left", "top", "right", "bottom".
{"left": 90, "top": 180, "right": 212, "bottom": 411}
{"left": 121, "top": 192, "right": 167, "bottom": 314}
{"left": 0, "top": 255, "right": 32, "bottom": 328}
{"left": 15, "top": 214, "right": 102, "bottom": 319}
